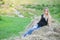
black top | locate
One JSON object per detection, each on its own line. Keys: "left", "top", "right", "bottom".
{"left": 37, "top": 14, "right": 48, "bottom": 27}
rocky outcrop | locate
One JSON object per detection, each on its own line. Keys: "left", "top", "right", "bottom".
{"left": 21, "top": 20, "right": 60, "bottom": 40}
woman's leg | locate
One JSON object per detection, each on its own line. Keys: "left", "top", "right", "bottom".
{"left": 23, "top": 24, "right": 39, "bottom": 37}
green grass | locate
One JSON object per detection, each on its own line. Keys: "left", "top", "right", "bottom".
{"left": 0, "top": 16, "right": 31, "bottom": 39}
{"left": 19, "top": 0, "right": 60, "bottom": 5}
{"left": 22, "top": 4, "right": 60, "bottom": 22}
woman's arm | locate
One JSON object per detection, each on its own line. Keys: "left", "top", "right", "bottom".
{"left": 48, "top": 15, "right": 52, "bottom": 27}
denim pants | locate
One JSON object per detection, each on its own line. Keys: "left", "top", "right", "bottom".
{"left": 23, "top": 24, "right": 41, "bottom": 37}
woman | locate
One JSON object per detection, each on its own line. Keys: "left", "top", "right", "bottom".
{"left": 23, "top": 8, "right": 51, "bottom": 37}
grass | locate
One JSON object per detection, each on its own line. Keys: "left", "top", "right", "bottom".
{"left": 0, "top": 16, "right": 31, "bottom": 39}
{"left": 19, "top": 0, "right": 60, "bottom": 5}
{"left": 21, "top": 4, "right": 60, "bottom": 22}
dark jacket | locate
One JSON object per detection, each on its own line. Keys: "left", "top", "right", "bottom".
{"left": 37, "top": 14, "right": 48, "bottom": 27}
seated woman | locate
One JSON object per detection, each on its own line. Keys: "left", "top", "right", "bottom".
{"left": 23, "top": 7, "right": 52, "bottom": 37}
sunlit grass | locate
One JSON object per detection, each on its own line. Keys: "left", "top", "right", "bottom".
{"left": 0, "top": 16, "right": 31, "bottom": 39}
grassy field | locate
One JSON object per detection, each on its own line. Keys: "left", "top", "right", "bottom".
{"left": 0, "top": 16, "right": 31, "bottom": 39}
{"left": 0, "top": 0, "right": 60, "bottom": 40}
{"left": 20, "top": 4, "right": 60, "bottom": 21}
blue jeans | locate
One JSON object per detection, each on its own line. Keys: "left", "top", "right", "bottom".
{"left": 23, "top": 24, "right": 41, "bottom": 37}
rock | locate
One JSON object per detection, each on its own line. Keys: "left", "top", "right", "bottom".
{"left": 53, "top": 27, "right": 60, "bottom": 33}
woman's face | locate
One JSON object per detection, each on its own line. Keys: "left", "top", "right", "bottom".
{"left": 44, "top": 9, "right": 49, "bottom": 15}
